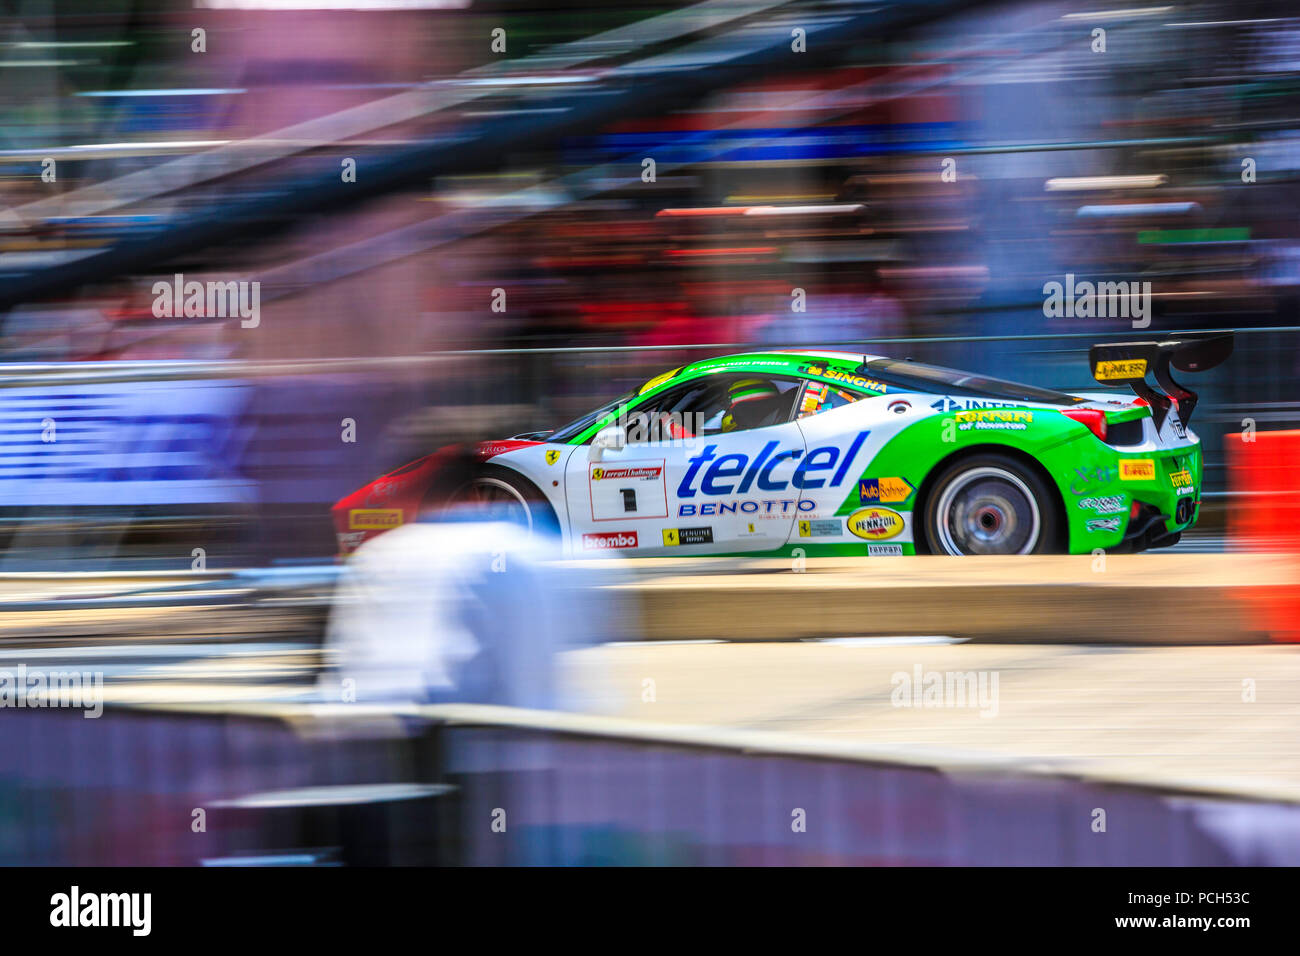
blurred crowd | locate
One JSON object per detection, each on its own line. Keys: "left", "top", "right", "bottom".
{"left": 3, "top": 0, "right": 1300, "bottom": 542}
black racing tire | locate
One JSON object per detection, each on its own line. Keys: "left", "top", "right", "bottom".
{"left": 921, "top": 452, "right": 1063, "bottom": 555}
{"left": 449, "top": 464, "right": 561, "bottom": 537}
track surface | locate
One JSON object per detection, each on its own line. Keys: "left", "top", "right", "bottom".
{"left": 575, "top": 640, "right": 1300, "bottom": 800}
{"left": 2, "top": 550, "right": 1297, "bottom": 801}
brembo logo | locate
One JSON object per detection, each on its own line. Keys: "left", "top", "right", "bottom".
{"left": 678, "top": 432, "right": 869, "bottom": 498}
{"left": 583, "top": 531, "right": 638, "bottom": 550}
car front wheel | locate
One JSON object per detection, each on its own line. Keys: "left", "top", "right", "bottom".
{"left": 449, "top": 465, "right": 560, "bottom": 537}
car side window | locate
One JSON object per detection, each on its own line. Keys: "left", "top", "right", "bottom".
{"left": 625, "top": 376, "right": 801, "bottom": 441}
{"left": 796, "top": 379, "right": 866, "bottom": 419}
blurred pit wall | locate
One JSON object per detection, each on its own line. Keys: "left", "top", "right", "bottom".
{"left": 1, "top": 324, "right": 1294, "bottom": 567}
{"left": 0, "top": 701, "right": 1296, "bottom": 866}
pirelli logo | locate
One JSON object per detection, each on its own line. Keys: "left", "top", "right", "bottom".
{"left": 1095, "top": 359, "right": 1148, "bottom": 380}
{"left": 349, "top": 508, "right": 403, "bottom": 530}
{"left": 1119, "top": 459, "right": 1156, "bottom": 481}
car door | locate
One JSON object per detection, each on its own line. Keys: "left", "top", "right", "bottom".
{"left": 563, "top": 375, "right": 809, "bottom": 555}
{"left": 790, "top": 379, "right": 907, "bottom": 550}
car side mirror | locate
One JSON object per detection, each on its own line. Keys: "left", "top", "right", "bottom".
{"left": 589, "top": 423, "right": 626, "bottom": 462}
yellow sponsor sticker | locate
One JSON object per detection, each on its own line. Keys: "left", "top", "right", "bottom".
{"left": 639, "top": 367, "right": 682, "bottom": 395}
{"left": 1169, "top": 469, "right": 1193, "bottom": 487}
{"left": 662, "top": 527, "right": 712, "bottom": 546}
{"left": 802, "top": 365, "right": 888, "bottom": 393}
{"left": 545, "top": 449, "right": 561, "bottom": 465}
{"left": 1095, "top": 359, "right": 1147, "bottom": 380}
{"left": 857, "top": 476, "right": 915, "bottom": 503}
{"left": 1119, "top": 458, "right": 1156, "bottom": 481}
{"left": 846, "top": 506, "right": 905, "bottom": 541}
{"left": 953, "top": 409, "right": 1033, "bottom": 424}
{"left": 348, "top": 508, "right": 403, "bottom": 530}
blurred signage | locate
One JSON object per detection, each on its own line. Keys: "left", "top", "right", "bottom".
{"left": 0, "top": 379, "right": 255, "bottom": 506}
{"left": 0, "top": 375, "right": 404, "bottom": 507}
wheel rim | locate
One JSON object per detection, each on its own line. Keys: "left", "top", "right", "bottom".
{"left": 454, "top": 477, "right": 534, "bottom": 531}
{"left": 934, "top": 466, "right": 1041, "bottom": 555}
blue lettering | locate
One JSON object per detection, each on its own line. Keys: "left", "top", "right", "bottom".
{"left": 792, "top": 446, "right": 839, "bottom": 489}
{"left": 677, "top": 445, "right": 718, "bottom": 498}
{"left": 758, "top": 450, "right": 802, "bottom": 491}
{"left": 830, "top": 431, "right": 869, "bottom": 486}
{"left": 737, "top": 441, "right": 778, "bottom": 493}
{"left": 702, "top": 453, "right": 747, "bottom": 495}
{"left": 677, "top": 434, "right": 866, "bottom": 499}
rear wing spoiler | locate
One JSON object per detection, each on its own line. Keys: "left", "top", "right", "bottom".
{"left": 1088, "top": 332, "right": 1233, "bottom": 429}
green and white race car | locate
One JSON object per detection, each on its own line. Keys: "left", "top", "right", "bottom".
{"left": 333, "top": 334, "right": 1232, "bottom": 557}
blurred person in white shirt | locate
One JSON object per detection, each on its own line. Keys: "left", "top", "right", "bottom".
{"left": 320, "top": 447, "right": 625, "bottom": 712}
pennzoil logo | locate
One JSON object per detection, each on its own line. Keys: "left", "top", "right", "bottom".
{"left": 349, "top": 508, "right": 403, "bottom": 530}
{"left": 800, "top": 365, "right": 887, "bottom": 393}
{"left": 846, "top": 506, "right": 904, "bottom": 541}
{"left": 1095, "top": 359, "right": 1148, "bottom": 380}
{"left": 1119, "top": 458, "right": 1156, "bottom": 481}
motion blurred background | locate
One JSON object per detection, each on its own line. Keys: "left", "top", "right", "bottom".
{"left": 3, "top": 0, "right": 1297, "bottom": 565}
{"left": 3, "top": 0, "right": 1300, "bottom": 867}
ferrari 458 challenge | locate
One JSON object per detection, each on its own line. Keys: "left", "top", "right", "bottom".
{"left": 333, "top": 334, "right": 1232, "bottom": 558}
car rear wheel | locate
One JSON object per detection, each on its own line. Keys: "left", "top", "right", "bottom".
{"left": 449, "top": 465, "right": 560, "bottom": 537}
{"left": 923, "top": 453, "right": 1062, "bottom": 555}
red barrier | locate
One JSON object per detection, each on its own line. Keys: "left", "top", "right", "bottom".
{"left": 1228, "top": 429, "right": 1300, "bottom": 641}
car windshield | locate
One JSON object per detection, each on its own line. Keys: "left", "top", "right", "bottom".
{"left": 547, "top": 389, "right": 636, "bottom": 443}
{"left": 863, "top": 358, "right": 1086, "bottom": 405}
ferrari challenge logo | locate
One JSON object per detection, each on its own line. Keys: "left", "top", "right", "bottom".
{"left": 545, "top": 449, "right": 561, "bottom": 465}
{"left": 1095, "top": 359, "right": 1148, "bottom": 380}
{"left": 846, "top": 506, "right": 904, "bottom": 541}
{"left": 592, "top": 465, "right": 662, "bottom": 481}
{"left": 348, "top": 508, "right": 403, "bottom": 530}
